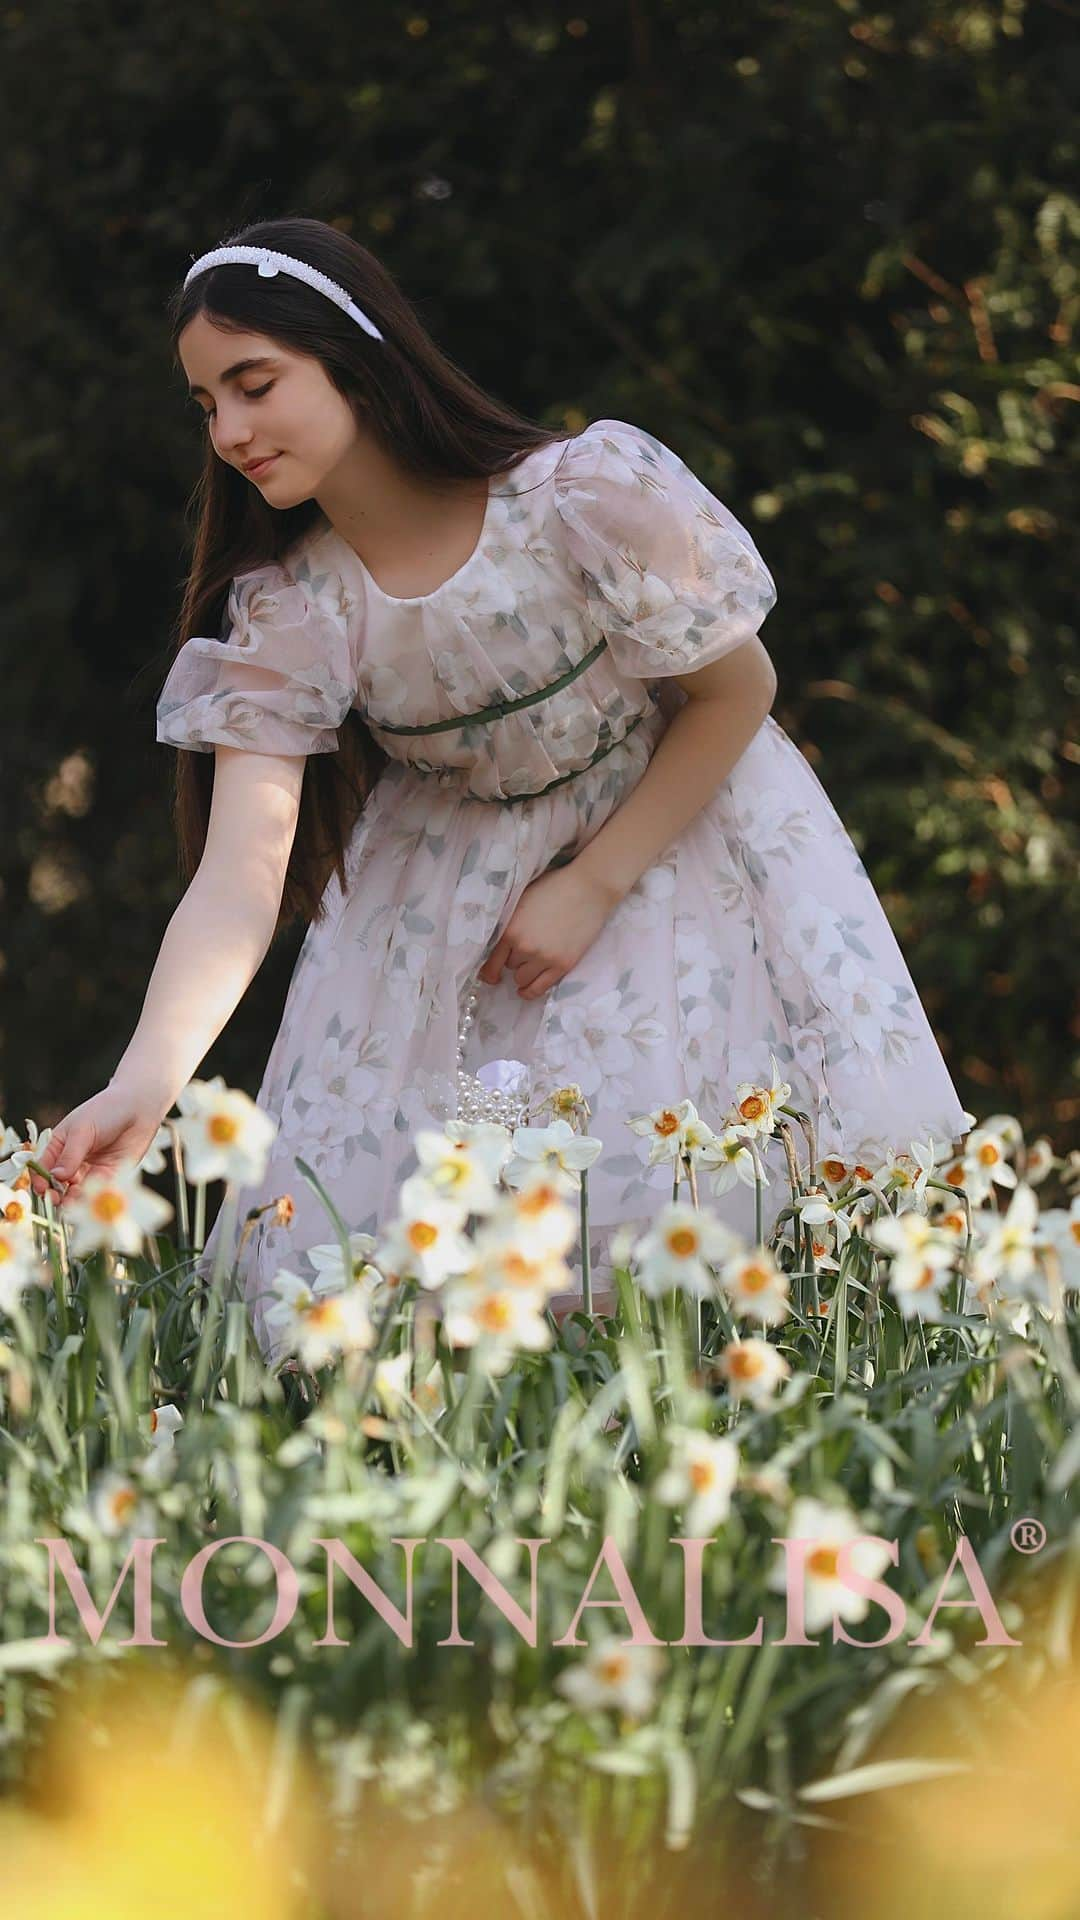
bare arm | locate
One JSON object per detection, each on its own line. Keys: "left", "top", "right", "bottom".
{"left": 31, "top": 747, "right": 308, "bottom": 1201}
{"left": 109, "top": 746, "right": 307, "bottom": 1111}
{"left": 570, "top": 635, "right": 779, "bottom": 902}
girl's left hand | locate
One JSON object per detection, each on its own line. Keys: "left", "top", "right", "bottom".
{"left": 478, "top": 863, "right": 622, "bottom": 999}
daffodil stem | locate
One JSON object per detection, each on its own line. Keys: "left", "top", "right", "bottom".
{"left": 684, "top": 1153, "right": 703, "bottom": 1369}
{"left": 190, "top": 1185, "right": 238, "bottom": 1405}
{"left": 89, "top": 1268, "right": 135, "bottom": 1442}
{"left": 579, "top": 1170, "right": 592, "bottom": 1314}
{"left": 192, "top": 1179, "right": 207, "bottom": 1255}
{"left": 448, "top": 1342, "right": 485, "bottom": 1455}
{"left": 167, "top": 1122, "right": 190, "bottom": 1247}
{"left": 352, "top": 1280, "right": 414, "bottom": 1425}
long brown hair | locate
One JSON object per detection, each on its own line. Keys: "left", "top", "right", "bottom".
{"left": 164, "top": 214, "right": 571, "bottom": 940}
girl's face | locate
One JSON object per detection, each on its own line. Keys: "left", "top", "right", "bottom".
{"left": 178, "top": 313, "right": 361, "bottom": 504}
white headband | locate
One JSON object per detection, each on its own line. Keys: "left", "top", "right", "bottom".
{"left": 183, "top": 245, "right": 386, "bottom": 342}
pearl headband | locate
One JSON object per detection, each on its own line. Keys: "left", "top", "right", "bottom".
{"left": 183, "top": 245, "right": 386, "bottom": 342}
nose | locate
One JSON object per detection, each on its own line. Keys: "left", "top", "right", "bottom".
{"left": 210, "top": 404, "right": 257, "bottom": 456}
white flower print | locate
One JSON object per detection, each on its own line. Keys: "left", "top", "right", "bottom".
{"left": 779, "top": 891, "right": 849, "bottom": 978}
{"left": 533, "top": 688, "right": 607, "bottom": 763}
{"left": 433, "top": 646, "right": 495, "bottom": 710}
{"left": 731, "top": 786, "right": 819, "bottom": 867}
{"left": 293, "top": 1034, "right": 385, "bottom": 1132}
{"left": 368, "top": 660, "right": 413, "bottom": 723}
{"left": 547, "top": 987, "right": 666, "bottom": 1105}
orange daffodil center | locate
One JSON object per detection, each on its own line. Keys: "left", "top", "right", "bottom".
{"left": 91, "top": 1190, "right": 126, "bottom": 1223}
{"left": 806, "top": 1545, "right": 841, "bottom": 1580}
{"left": 667, "top": 1227, "right": 699, "bottom": 1257}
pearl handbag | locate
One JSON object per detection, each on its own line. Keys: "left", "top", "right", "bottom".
{"left": 454, "top": 972, "right": 533, "bottom": 1128}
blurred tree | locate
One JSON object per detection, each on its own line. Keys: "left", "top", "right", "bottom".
{"left": 2, "top": 0, "right": 1076, "bottom": 1162}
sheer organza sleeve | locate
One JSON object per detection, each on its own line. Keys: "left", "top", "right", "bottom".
{"left": 552, "top": 417, "right": 777, "bottom": 682}
{"left": 155, "top": 558, "right": 361, "bottom": 755}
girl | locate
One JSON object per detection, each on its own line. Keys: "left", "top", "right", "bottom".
{"left": 33, "top": 215, "right": 971, "bottom": 1360}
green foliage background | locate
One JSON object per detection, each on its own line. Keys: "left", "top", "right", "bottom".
{"left": 3, "top": 0, "right": 1076, "bottom": 1156}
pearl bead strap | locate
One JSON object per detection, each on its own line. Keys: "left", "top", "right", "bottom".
{"left": 454, "top": 973, "right": 532, "bottom": 1127}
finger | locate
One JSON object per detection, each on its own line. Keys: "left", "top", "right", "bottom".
{"left": 478, "top": 935, "right": 512, "bottom": 985}
{"left": 513, "top": 957, "right": 550, "bottom": 992}
{"left": 32, "top": 1147, "right": 66, "bottom": 1196}
{"left": 519, "top": 968, "right": 562, "bottom": 999}
{"left": 50, "top": 1126, "right": 92, "bottom": 1184}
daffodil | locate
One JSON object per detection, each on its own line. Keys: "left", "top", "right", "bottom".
{"left": 632, "top": 1200, "right": 741, "bottom": 1299}
{"left": 499, "top": 1165, "right": 579, "bottom": 1258}
{"left": 62, "top": 1166, "right": 173, "bottom": 1259}
{"left": 374, "top": 1173, "right": 474, "bottom": 1290}
{"left": 654, "top": 1427, "right": 740, "bottom": 1532}
{"left": 626, "top": 1098, "right": 704, "bottom": 1167}
{"left": 540, "top": 1083, "right": 592, "bottom": 1128}
{"left": 788, "top": 1191, "right": 854, "bottom": 1268}
{"left": 697, "top": 1124, "right": 763, "bottom": 1196}
{"left": 134, "top": 1122, "right": 175, "bottom": 1178}
{"left": 306, "top": 1231, "right": 382, "bottom": 1289}
{"left": 173, "top": 1076, "right": 277, "bottom": 1186}
{"left": 555, "top": 1635, "right": 666, "bottom": 1719}
{"left": 0, "top": 1118, "right": 53, "bottom": 1182}
{"left": 718, "top": 1246, "right": 791, "bottom": 1326}
{"left": 470, "top": 1211, "right": 573, "bottom": 1302}
{"left": 0, "top": 1223, "right": 45, "bottom": 1311}
{"left": 503, "top": 1116, "right": 604, "bottom": 1191}
{"left": 768, "top": 1494, "right": 893, "bottom": 1633}
{"left": 88, "top": 1469, "right": 153, "bottom": 1540}
{"left": 969, "top": 1183, "right": 1044, "bottom": 1299}
{"left": 414, "top": 1127, "right": 502, "bottom": 1214}
{"left": 373, "top": 1351, "right": 446, "bottom": 1420}
{"left": 440, "top": 1271, "right": 552, "bottom": 1373}
{"left": 146, "top": 1402, "right": 183, "bottom": 1448}
{"left": 715, "top": 1336, "right": 792, "bottom": 1406}
{"left": 866, "top": 1207, "right": 957, "bottom": 1318}
{"left": 727, "top": 1054, "right": 791, "bottom": 1138}
{"left": 962, "top": 1124, "right": 1020, "bottom": 1203}
{"left": 263, "top": 1271, "right": 376, "bottom": 1370}
{"left": 1033, "top": 1197, "right": 1080, "bottom": 1289}
{"left": 0, "top": 1180, "right": 35, "bottom": 1234}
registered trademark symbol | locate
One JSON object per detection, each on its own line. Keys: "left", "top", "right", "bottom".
{"left": 1010, "top": 1518, "right": 1047, "bottom": 1554}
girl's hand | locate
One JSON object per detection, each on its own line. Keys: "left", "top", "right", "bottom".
{"left": 478, "top": 863, "right": 623, "bottom": 999}
{"left": 28, "top": 1086, "right": 170, "bottom": 1206}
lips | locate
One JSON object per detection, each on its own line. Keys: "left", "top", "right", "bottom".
{"left": 243, "top": 454, "right": 280, "bottom": 477}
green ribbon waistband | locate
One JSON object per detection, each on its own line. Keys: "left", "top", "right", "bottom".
{"left": 370, "top": 632, "right": 611, "bottom": 735}
{"left": 453, "top": 708, "right": 649, "bottom": 805}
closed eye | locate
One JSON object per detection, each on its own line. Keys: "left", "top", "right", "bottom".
{"left": 190, "top": 380, "right": 275, "bottom": 424}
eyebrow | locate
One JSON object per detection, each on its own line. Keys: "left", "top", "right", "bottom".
{"left": 186, "top": 355, "right": 280, "bottom": 397}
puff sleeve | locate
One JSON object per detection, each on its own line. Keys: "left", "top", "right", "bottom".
{"left": 552, "top": 418, "right": 777, "bottom": 682}
{"left": 155, "top": 557, "right": 361, "bottom": 755}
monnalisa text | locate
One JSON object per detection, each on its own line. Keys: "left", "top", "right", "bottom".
{"left": 28, "top": 1531, "right": 1023, "bottom": 1651}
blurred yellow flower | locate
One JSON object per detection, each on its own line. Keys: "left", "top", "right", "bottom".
{"left": 0, "top": 1660, "right": 323, "bottom": 1920}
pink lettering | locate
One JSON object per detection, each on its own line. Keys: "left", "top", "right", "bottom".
{"left": 552, "top": 1535, "right": 665, "bottom": 1648}
{"left": 180, "top": 1536, "right": 299, "bottom": 1648}
{"left": 436, "top": 1536, "right": 550, "bottom": 1647}
{"left": 34, "top": 1535, "right": 167, "bottom": 1647}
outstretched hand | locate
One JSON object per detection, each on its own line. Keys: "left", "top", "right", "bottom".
{"left": 477, "top": 863, "right": 623, "bottom": 1000}
{"left": 28, "top": 1086, "right": 169, "bottom": 1206}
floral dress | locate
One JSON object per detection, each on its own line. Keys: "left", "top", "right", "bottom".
{"left": 157, "top": 418, "right": 970, "bottom": 1359}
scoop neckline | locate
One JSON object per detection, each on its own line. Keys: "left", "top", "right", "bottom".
{"left": 321, "top": 437, "right": 571, "bottom": 608}
{"left": 334, "top": 479, "right": 495, "bottom": 606}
